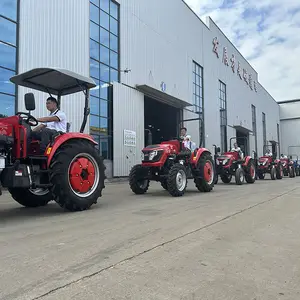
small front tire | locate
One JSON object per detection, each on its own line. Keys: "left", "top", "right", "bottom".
{"left": 9, "top": 188, "right": 52, "bottom": 208}
{"left": 167, "top": 163, "right": 187, "bottom": 197}
{"left": 271, "top": 167, "right": 276, "bottom": 180}
{"left": 235, "top": 168, "right": 244, "bottom": 185}
{"left": 194, "top": 153, "right": 215, "bottom": 192}
{"left": 129, "top": 164, "right": 150, "bottom": 194}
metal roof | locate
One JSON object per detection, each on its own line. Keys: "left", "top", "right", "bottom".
{"left": 10, "top": 67, "right": 96, "bottom": 96}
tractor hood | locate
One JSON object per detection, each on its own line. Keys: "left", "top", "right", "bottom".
{"left": 141, "top": 142, "right": 178, "bottom": 162}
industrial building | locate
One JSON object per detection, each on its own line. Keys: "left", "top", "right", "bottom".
{"left": 278, "top": 99, "right": 300, "bottom": 157}
{"left": 0, "top": 0, "right": 281, "bottom": 178}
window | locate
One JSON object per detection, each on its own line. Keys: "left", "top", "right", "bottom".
{"left": 192, "top": 61, "right": 204, "bottom": 145}
{"left": 219, "top": 80, "right": 227, "bottom": 152}
{"left": 251, "top": 105, "right": 257, "bottom": 154}
{"left": 0, "top": 0, "right": 18, "bottom": 118}
{"left": 89, "top": 0, "right": 119, "bottom": 160}
{"left": 192, "top": 61, "right": 203, "bottom": 115}
{"left": 262, "top": 112, "right": 266, "bottom": 153}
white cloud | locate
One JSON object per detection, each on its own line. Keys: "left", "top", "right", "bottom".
{"left": 185, "top": 0, "right": 300, "bottom": 101}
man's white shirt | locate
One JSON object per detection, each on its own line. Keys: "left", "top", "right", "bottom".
{"left": 43, "top": 109, "right": 67, "bottom": 132}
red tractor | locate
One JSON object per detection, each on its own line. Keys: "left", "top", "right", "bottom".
{"left": 129, "top": 137, "right": 215, "bottom": 197}
{"left": 215, "top": 137, "right": 256, "bottom": 185}
{"left": 0, "top": 68, "right": 106, "bottom": 211}
{"left": 257, "top": 141, "right": 283, "bottom": 180}
{"left": 280, "top": 156, "right": 295, "bottom": 178}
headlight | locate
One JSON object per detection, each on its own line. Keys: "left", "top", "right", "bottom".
{"left": 149, "top": 150, "right": 158, "bottom": 160}
{"left": 222, "top": 159, "right": 228, "bottom": 165}
{"left": 262, "top": 160, "right": 267, "bottom": 166}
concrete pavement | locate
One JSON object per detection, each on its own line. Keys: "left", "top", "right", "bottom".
{"left": 0, "top": 177, "right": 300, "bottom": 300}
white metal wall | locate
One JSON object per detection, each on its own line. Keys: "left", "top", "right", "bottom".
{"left": 113, "top": 83, "right": 144, "bottom": 177}
{"left": 116, "top": 0, "right": 280, "bottom": 158}
{"left": 18, "top": 0, "right": 90, "bottom": 133}
{"left": 279, "top": 101, "right": 300, "bottom": 155}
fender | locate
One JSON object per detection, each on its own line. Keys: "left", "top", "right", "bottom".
{"left": 191, "top": 148, "right": 211, "bottom": 165}
{"left": 242, "top": 156, "right": 252, "bottom": 167}
{"left": 46, "top": 133, "right": 97, "bottom": 167}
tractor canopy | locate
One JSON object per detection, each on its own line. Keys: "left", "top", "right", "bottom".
{"left": 10, "top": 67, "right": 96, "bottom": 96}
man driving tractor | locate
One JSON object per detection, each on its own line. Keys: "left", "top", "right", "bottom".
{"left": 31, "top": 96, "right": 67, "bottom": 152}
{"left": 231, "top": 142, "right": 243, "bottom": 159}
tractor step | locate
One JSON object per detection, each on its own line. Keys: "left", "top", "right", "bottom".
{"left": 32, "top": 183, "right": 52, "bottom": 188}
{"left": 28, "top": 155, "right": 48, "bottom": 161}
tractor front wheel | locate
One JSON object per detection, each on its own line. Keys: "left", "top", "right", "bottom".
{"left": 245, "top": 161, "right": 256, "bottom": 184}
{"left": 194, "top": 153, "right": 215, "bottom": 192}
{"left": 220, "top": 174, "right": 232, "bottom": 183}
{"left": 50, "top": 140, "right": 105, "bottom": 211}
{"left": 167, "top": 163, "right": 187, "bottom": 197}
{"left": 276, "top": 164, "right": 283, "bottom": 179}
{"left": 235, "top": 168, "right": 244, "bottom": 185}
{"left": 271, "top": 167, "right": 276, "bottom": 180}
{"left": 129, "top": 165, "right": 150, "bottom": 194}
{"left": 9, "top": 188, "right": 52, "bottom": 208}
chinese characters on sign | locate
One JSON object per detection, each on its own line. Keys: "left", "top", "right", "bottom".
{"left": 124, "top": 129, "right": 136, "bottom": 147}
{"left": 212, "top": 37, "right": 258, "bottom": 92}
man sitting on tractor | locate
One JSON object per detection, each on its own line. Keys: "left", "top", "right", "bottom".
{"left": 231, "top": 142, "right": 243, "bottom": 159}
{"left": 31, "top": 96, "right": 67, "bottom": 152}
{"left": 183, "top": 135, "right": 197, "bottom": 151}
{"left": 265, "top": 149, "right": 273, "bottom": 156}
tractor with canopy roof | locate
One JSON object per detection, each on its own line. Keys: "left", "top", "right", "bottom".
{"left": 0, "top": 67, "right": 106, "bottom": 211}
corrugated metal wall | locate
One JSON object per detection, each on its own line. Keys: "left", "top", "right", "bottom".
{"left": 18, "top": 0, "right": 90, "bottom": 133}
{"left": 113, "top": 83, "right": 144, "bottom": 177}
{"left": 117, "top": 0, "right": 280, "bottom": 157}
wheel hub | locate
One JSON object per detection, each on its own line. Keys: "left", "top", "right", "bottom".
{"left": 204, "top": 161, "right": 213, "bottom": 184}
{"left": 176, "top": 170, "right": 186, "bottom": 191}
{"left": 69, "top": 157, "right": 96, "bottom": 194}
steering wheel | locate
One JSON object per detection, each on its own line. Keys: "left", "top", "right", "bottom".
{"left": 16, "top": 112, "right": 38, "bottom": 126}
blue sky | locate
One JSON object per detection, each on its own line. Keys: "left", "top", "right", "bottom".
{"left": 185, "top": 0, "right": 300, "bottom": 101}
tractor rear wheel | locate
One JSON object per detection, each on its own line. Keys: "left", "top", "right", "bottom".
{"left": 221, "top": 174, "right": 232, "bottom": 183}
{"left": 245, "top": 161, "right": 256, "bottom": 184}
{"left": 270, "top": 167, "right": 276, "bottom": 180}
{"left": 9, "top": 188, "right": 52, "bottom": 208}
{"left": 50, "top": 140, "right": 105, "bottom": 211}
{"left": 167, "top": 163, "right": 187, "bottom": 197}
{"left": 276, "top": 164, "right": 283, "bottom": 179}
{"left": 235, "top": 168, "right": 244, "bottom": 185}
{"left": 129, "top": 164, "right": 150, "bottom": 194}
{"left": 194, "top": 153, "right": 214, "bottom": 192}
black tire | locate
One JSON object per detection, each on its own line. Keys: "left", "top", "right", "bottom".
{"left": 245, "top": 161, "right": 256, "bottom": 184}
{"left": 50, "top": 140, "right": 105, "bottom": 211}
{"left": 271, "top": 167, "right": 276, "bottom": 180}
{"left": 194, "top": 153, "right": 215, "bottom": 192}
{"left": 8, "top": 188, "right": 52, "bottom": 208}
{"left": 161, "top": 179, "right": 168, "bottom": 190}
{"left": 167, "top": 163, "right": 187, "bottom": 197}
{"left": 221, "top": 174, "right": 232, "bottom": 183}
{"left": 258, "top": 171, "right": 265, "bottom": 180}
{"left": 276, "top": 163, "right": 283, "bottom": 179}
{"left": 235, "top": 168, "right": 244, "bottom": 185}
{"left": 214, "top": 174, "right": 218, "bottom": 184}
{"left": 289, "top": 166, "right": 294, "bottom": 178}
{"left": 129, "top": 164, "right": 150, "bottom": 194}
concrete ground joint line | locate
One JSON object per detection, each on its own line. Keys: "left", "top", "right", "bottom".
{"left": 31, "top": 187, "right": 298, "bottom": 300}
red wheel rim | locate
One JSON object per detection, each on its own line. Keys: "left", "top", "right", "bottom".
{"left": 204, "top": 161, "right": 213, "bottom": 184}
{"left": 69, "top": 155, "right": 97, "bottom": 195}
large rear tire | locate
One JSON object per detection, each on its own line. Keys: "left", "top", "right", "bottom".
{"left": 194, "top": 153, "right": 214, "bottom": 192}
{"left": 50, "top": 140, "right": 105, "bottom": 211}
{"left": 129, "top": 164, "right": 150, "bottom": 194}
{"left": 9, "top": 188, "right": 52, "bottom": 208}
{"left": 167, "top": 163, "right": 187, "bottom": 197}
{"left": 245, "top": 161, "right": 256, "bottom": 184}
